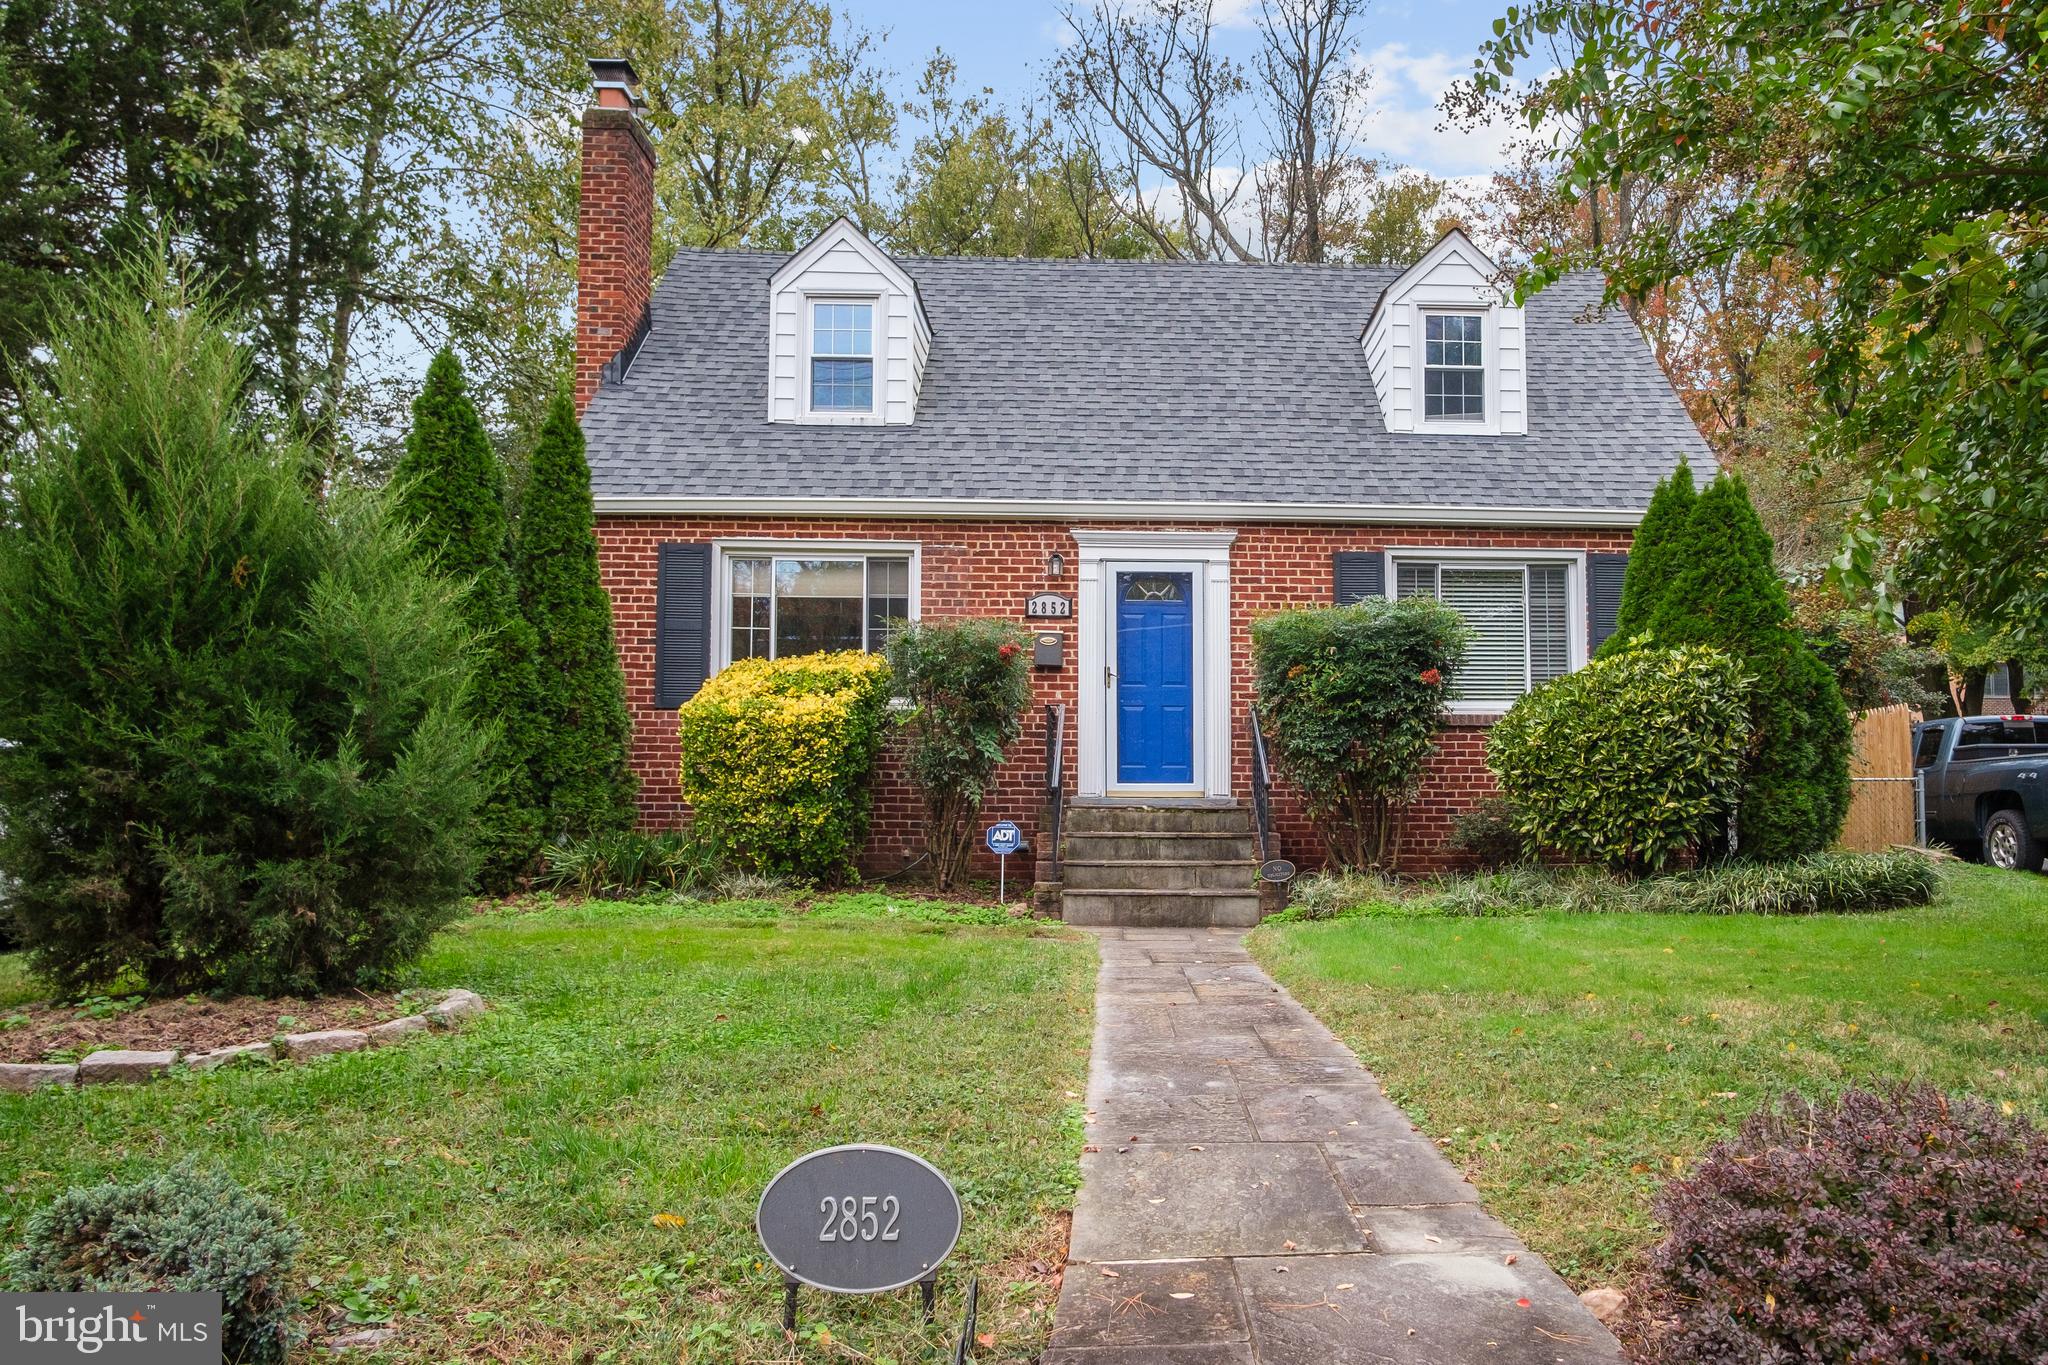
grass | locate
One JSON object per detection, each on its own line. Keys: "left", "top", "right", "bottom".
{"left": 0, "top": 899, "right": 1096, "bottom": 1363}
{"left": 1249, "top": 863, "right": 2048, "bottom": 1288}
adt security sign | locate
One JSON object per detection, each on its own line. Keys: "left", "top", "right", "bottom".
{"left": 985, "top": 820, "right": 1023, "bottom": 902}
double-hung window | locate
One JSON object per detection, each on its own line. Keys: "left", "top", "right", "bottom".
{"left": 726, "top": 553, "right": 911, "bottom": 663}
{"left": 809, "top": 300, "right": 874, "bottom": 412}
{"left": 1394, "top": 557, "right": 1574, "bottom": 706}
{"left": 1422, "top": 313, "right": 1485, "bottom": 421}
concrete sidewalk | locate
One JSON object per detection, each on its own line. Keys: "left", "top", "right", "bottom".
{"left": 1046, "top": 927, "right": 1622, "bottom": 1365}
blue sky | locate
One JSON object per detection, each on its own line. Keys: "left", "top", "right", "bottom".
{"left": 862, "top": 0, "right": 1521, "bottom": 181}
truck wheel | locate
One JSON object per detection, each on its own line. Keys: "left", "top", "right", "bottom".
{"left": 1982, "top": 810, "right": 2040, "bottom": 872}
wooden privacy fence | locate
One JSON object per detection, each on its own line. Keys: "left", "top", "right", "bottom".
{"left": 1837, "top": 704, "right": 1921, "bottom": 852}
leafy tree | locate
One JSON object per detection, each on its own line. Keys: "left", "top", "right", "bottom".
{"left": 1474, "top": 0, "right": 2048, "bottom": 646}
{"left": 514, "top": 391, "right": 636, "bottom": 841}
{"left": 884, "top": 619, "right": 1035, "bottom": 891}
{"left": 1601, "top": 460, "right": 1696, "bottom": 656}
{"left": 1642, "top": 474, "right": 1852, "bottom": 861}
{"left": 394, "top": 349, "right": 543, "bottom": 888}
{"left": 0, "top": 254, "right": 486, "bottom": 995}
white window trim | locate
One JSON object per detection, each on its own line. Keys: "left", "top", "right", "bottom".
{"left": 1384, "top": 547, "right": 1586, "bottom": 713}
{"left": 798, "top": 294, "right": 881, "bottom": 424}
{"left": 1414, "top": 305, "right": 1499, "bottom": 436}
{"left": 711, "top": 539, "right": 921, "bottom": 671}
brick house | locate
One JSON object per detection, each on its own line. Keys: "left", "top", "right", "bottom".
{"left": 573, "top": 61, "right": 1710, "bottom": 920}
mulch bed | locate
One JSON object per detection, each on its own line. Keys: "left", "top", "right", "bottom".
{"left": 1, "top": 988, "right": 426, "bottom": 1064}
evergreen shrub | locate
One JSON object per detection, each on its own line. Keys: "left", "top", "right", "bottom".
{"left": 1609, "top": 472, "right": 1853, "bottom": 860}
{"left": 394, "top": 349, "right": 544, "bottom": 888}
{"left": 1253, "top": 597, "right": 1471, "bottom": 869}
{"left": 1489, "top": 646, "right": 1752, "bottom": 874}
{"left": 675, "top": 652, "right": 894, "bottom": 882}
{"left": 514, "top": 391, "right": 636, "bottom": 841}
{"left": 8, "top": 1163, "right": 301, "bottom": 1365}
{"left": 0, "top": 259, "right": 486, "bottom": 996}
{"left": 884, "top": 619, "right": 1034, "bottom": 890}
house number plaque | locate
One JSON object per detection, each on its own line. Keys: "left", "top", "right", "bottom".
{"left": 757, "top": 1144, "right": 963, "bottom": 1307}
{"left": 1025, "top": 592, "right": 1073, "bottom": 619}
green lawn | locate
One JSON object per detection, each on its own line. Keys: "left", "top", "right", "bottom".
{"left": 1249, "top": 863, "right": 2048, "bottom": 1288}
{"left": 0, "top": 901, "right": 1096, "bottom": 1364}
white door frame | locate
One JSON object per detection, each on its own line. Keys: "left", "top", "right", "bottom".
{"left": 1073, "top": 529, "right": 1236, "bottom": 799}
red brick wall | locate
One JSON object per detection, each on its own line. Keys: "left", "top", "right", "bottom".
{"left": 575, "top": 106, "right": 654, "bottom": 414}
{"left": 596, "top": 517, "right": 1631, "bottom": 877}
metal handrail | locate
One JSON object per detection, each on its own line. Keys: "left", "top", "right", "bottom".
{"left": 1044, "top": 703, "right": 1067, "bottom": 883}
{"left": 1248, "top": 706, "right": 1277, "bottom": 866}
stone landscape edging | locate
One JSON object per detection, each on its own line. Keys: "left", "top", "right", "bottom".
{"left": 0, "top": 989, "right": 485, "bottom": 1094}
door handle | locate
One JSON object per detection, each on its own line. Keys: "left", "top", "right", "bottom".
{"left": 1105, "top": 666, "right": 1116, "bottom": 690}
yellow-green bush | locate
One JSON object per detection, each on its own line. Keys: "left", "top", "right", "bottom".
{"left": 675, "top": 651, "right": 894, "bottom": 882}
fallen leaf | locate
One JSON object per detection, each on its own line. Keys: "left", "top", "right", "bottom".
{"left": 1515, "top": 1298, "right": 1531, "bottom": 1309}
{"left": 650, "top": 1213, "right": 688, "bottom": 1229}
{"left": 1503, "top": 1253, "right": 1518, "bottom": 1265}
{"left": 1169, "top": 1293, "right": 1195, "bottom": 1300}
{"left": 1189, "top": 1145, "right": 1205, "bottom": 1151}
{"left": 1335, "top": 1283, "right": 1355, "bottom": 1291}
{"left": 977, "top": 1333, "right": 996, "bottom": 1349}
{"left": 1283, "top": 1240, "right": 1297, "bottom": 1251}
{"left": 1423, "top": 1234, "right": 1441, "bottom": 1244}
{"left": 1100, "top": 1268, "right": 1121, "bottom": 1279}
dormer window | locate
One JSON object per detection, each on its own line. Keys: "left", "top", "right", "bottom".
{"left": 1423, "top": 313, "right": 1485, "bottom": 422}
{"left": 809, "top": 300, "right": 875, "bottom": 412}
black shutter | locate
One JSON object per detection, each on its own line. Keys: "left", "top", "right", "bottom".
{"left": 655, "top": 543, "right": 713, "bottom": 707}
{"left": 1588, "top": 552, "right": 1629, "bottom": 653}
{"left": 1333, "top": 551, "right": 1385, "bottom": 604}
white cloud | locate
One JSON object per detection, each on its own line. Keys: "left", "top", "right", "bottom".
{"left": 1356, "top": 41, "right": 1522, "bottom": 180}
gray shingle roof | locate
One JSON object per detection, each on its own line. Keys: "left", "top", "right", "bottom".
{"left": 580, "top": 250, "right": 1711, "bottom": 519}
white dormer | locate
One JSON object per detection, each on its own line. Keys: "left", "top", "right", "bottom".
{"left": 768, "top": 218, "right": 930, "bottom": 425}
{"left": 1361, "top": 229, "right": 1527, "bottom": 437}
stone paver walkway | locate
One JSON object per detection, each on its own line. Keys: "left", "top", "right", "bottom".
{"left": 1046, "top": 927, "right": 1622, "bottom": 1365}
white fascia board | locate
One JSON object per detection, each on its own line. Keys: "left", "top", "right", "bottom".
{"left": 590, "top": 494, "right": 1646, "bottom": 528}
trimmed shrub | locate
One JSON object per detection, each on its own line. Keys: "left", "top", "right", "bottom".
{"left": 0, "top": 258, "right": 487, "bottom": 997}
{"left": 1446, "top": 796, "right": 1529, "bottom": 871}
{"left": 1600, "top": 459, "right": 1695, "bottom": 657}
{"left": 1639, "top": 1086, "right": 2048, "bottom": 1363}
{"left": 884, "top": 619, "right": 1035, "bottom": 890}
{"left": 1640, "top": 474, "right": 1853, "bottom": 860}
{"left": 514, "top": 391, "right": 637, "bottom": 841}
{"left": 675, "top": 652, "right": 894, "bottom": 882}
{"left": 1489, "top": 646, "right": 1752, "bottom": 875}
{"left": 7, "top": 1163, "right": 301, "bottom": 1364}
{"left": 538, "top": 829, "right": 716, "bottom": 898}
{"left": 394, "top": 348, "right": 545, "bottom": 889}
{"left": 1253, "top": 597, "right": 1471, "bottom": 869}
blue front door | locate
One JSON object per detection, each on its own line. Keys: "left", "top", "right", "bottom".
{"left": 1115, "top": 571, "right": 1195, "bottom": 786}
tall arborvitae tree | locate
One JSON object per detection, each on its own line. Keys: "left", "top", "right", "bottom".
{"left": 1600, "top": 460, "right": 1696, "bottom": 656}
{"left": 394, "top": 349, "right": 543, "bottom": 887}
{"left": 514, "top": 391, "right": 636, "bottom": 839}
{"left": 1645, "top": 473, "right": 1852, "bottom": 861}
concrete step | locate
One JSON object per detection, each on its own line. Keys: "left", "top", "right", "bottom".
{"left": 1063, "top": 859, "right": 1256, "bottom": 892}
{"left": 1065, "top": 803, "right": 1252, "bottom": 835}
{"left": 1061, "top": 889, "right": 1264, "bottom": 929}
{"left": 1063, "top": 831, "right": 1258, "bottom": 863}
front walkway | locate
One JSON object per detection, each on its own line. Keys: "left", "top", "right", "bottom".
{"left": 1046, "top": 928, "right": 1622, "bottom": 1365}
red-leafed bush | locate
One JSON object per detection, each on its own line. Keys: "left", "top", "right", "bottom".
{"left": 1639, "top": 1086, "right": 2048, "bottom": 1363}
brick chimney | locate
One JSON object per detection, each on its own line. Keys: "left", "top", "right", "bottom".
{"left": 576, "top": 57, "right": 655, "bottom": 414}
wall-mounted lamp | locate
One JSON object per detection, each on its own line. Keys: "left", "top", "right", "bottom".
{"left": 1047, "top": 551, "right": 1065, "bottom": 578}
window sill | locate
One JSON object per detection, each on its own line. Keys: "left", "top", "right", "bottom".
{"left": 1444, "top": 709, "right": 1509, "bottom": 728}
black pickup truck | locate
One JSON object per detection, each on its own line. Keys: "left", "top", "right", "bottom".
{"left": 1913, "top": 715, "right": 2048, "bottom": 871}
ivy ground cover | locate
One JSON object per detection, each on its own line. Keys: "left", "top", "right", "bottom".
{"left": 0, "top": 901, "right": 1095, "bottom": 1363}
{"left": 1249, "top": 864, "right": 2048, "bottom": 1286}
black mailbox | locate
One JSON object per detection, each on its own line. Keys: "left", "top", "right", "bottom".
{"left": 1033, "top": 631, "right": 1063, "bottom": 668}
